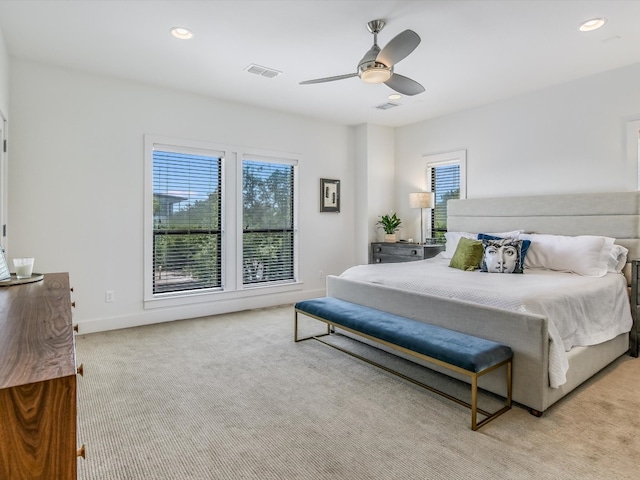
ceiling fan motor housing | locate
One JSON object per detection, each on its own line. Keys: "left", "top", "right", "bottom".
{"left": 358, "top": 41, "right": 392, "bottom": 83}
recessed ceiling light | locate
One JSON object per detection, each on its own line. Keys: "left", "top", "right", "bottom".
{"left": 171, "top": 27, "right": 194, "bottom": 40}
{"left": 578, "top": 18, "right": 607, "bottom": 32}
{"left": 388, "top": 94, "right": 402, "bottom": 100}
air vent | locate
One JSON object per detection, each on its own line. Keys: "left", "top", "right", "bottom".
{"left": 375, "top": 102, "right": 400, "bottom": 110}
{"left": 245, "top": 64, "right": 282, "bottom": 78}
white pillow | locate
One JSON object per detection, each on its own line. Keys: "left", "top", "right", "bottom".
{"left": 442, "top": 232, "right": 476, "bottom": 259}
{"left": 519, "top": 233, "right": 615, "bottom": 277}
{"left": 442, "top": 230, "right": 523, "bottom": 259}
{"left": 607, "top": 244, "right": 628, "bottom": 273}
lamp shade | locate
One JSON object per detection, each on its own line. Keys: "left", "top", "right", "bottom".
{"left": 409, "top": 192, "right": 434, "bottom": 209}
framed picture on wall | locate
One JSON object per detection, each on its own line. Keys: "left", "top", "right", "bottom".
{"left": 320, "top": 178, "right": 340, "bottom": 213}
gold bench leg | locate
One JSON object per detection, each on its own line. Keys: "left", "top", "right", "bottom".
{"left": 507, "top": 360, "right": 513, "bottom": 407}
{"left": 294, "top": 310, "right": 331, "bottom": 342}
{"left": 472, "top": 358, "right": 512, "bottom": 430}
{"left": 471, "top": 374, "right": 478, "bottom": 431}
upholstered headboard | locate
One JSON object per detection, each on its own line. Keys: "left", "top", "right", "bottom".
{"left": 447, "top": 192, "right": 640, "bottom": 282}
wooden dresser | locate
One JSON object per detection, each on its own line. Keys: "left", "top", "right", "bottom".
{"left": 0, "top": 272, "right": 82, "bottom": 479}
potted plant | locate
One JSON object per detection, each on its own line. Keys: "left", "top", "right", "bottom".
{"left": 377, "top": 213, "right": 402, "bottom": 242}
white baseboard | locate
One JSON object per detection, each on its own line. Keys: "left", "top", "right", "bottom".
{"left": 76, "top": 288, "right": 326, "bottom": 334}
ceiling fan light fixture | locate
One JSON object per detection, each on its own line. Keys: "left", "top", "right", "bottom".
{"left": 361, "top": 67, "right": 392, "bottom": 84}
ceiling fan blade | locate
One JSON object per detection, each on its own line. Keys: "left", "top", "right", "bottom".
{"left": 377, "top": 29, "right": 421, "bottom": 67}
{"left": 384, "top": 73, "right": 425, "bottom": 96}
{"left": 299, "top": 73, "right": 358, "bottom": 85}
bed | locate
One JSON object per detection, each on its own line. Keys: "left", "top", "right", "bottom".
{"left": 326, "top": 192, "right": 639, "bottom": 414}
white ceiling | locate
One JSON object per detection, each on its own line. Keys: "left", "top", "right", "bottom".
{"left": 1, "top": 0, "right": 640, "bottom": 127}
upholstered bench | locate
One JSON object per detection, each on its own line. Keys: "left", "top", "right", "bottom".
{"left": 294, "top": 297, "right": 512, "bottom": 430}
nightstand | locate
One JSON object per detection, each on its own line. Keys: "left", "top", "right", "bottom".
{"left": 370, "top": 242, "right": 444, "bottom": 264}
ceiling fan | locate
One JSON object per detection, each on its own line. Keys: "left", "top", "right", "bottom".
{"left": 300, "top": 19, "right": 425, "bottom": 96}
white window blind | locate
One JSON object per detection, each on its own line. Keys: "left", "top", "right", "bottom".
{"left": 153, "top": 149, "right": 222, "bottom": 294}
{"left": 242, "top": 159, "right": 295, "bottom": 285}
{"left": 430, "top": 163, "right": 460, "bottom": 240}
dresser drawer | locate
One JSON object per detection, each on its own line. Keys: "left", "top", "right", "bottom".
{"left": 373, "top": 243, "right": 424, "bottom": 259}
{"left": 370, "top": 243, "right": 443, "bottom": 264}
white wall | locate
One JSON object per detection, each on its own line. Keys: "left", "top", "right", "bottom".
{"left": 0, "top": 27, "right": 8, "bottom": 114}
{"left": 395, "top": 62, "right": 640, "bottom": 232}
{"left": 0, "top": 27, "right": 8, "bottom": 255}
{"left": 354, "top": 124, "right": 395, "bottom": 265}
{"left": 9, "top": 60, "right": 356, "bottom": 332}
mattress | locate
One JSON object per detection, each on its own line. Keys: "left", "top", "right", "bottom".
{"left": 339, "top": 256, "right": 633, "bottom": 388}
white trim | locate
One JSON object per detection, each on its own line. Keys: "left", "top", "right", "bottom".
{"left": 78, "top": 285, "right": 319, "bottom": 334}
{"left": 143, "top": 135, "right": 156, "bottom": 302}
{"left": 144, "top": 280, "right": 304, "bottom": 309}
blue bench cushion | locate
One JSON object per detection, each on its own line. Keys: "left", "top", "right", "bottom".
{"left": 295, "top": 297, "right": 512, "bottom": 373}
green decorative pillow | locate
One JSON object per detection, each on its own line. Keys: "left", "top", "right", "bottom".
{"left": 449, "top": 237, "right": 484, "bottom": 271}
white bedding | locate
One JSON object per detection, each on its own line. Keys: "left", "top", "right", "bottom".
{"left": 339, "top": 255, "right": 633, "bottom": 388}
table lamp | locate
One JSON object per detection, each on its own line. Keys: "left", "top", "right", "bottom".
{"left": 409, "top": 192, "right": 434, "bottom": 244}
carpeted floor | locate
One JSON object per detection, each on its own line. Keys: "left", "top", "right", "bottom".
{"left": 76, "top": 304, "right": 640, "bottom": 479}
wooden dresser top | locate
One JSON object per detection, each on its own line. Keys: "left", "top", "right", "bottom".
{"left": 0, "top": 273, "right": 75, "bottom": 389}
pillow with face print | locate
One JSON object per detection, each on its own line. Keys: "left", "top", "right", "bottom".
{"left": 480, "top": 238, "right": 525, "bottom": 274}
{"left": 477, "top": 233, "right": 531, "bottom": 266}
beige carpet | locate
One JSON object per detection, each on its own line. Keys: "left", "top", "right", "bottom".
{"left": 76, "top": 304, "right": 639, "bottom": 479}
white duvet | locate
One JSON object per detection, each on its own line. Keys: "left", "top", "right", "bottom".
{"left": 339, "top": 256, "right": 633, "bottom": 388}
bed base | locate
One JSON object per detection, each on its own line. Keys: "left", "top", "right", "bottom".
{"left": 327, "top": 275, "right": 630, "bottom": 414}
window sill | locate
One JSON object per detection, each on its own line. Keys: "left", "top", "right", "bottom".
{"left": 144, "top": 281, "right": 304, "bottom": 310}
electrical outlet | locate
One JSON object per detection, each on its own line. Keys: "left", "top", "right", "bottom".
{"left": 319, "top": 270, "right": 324, "bottom": 279}
{"left": 105, "top": 290, "right": 115, "bottom": 303}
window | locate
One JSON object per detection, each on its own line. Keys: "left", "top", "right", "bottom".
{"left": 152, "top": 149, "right": 222, "bottom": 295}
{"left": 144, "top": 136, "right": 300, "bottom": 307}
{"left": 425, "top": 150, "right": 467, "bottom": 241}
{"left": 430, "top": 163, "right": 460, "bottom": 240}
{"left": 242, "top": 158, "right": 296, "bottom": 285}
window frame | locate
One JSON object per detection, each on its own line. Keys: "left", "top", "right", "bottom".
{"left": 144, "top": 135, "right": 301, "bottom": 309}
